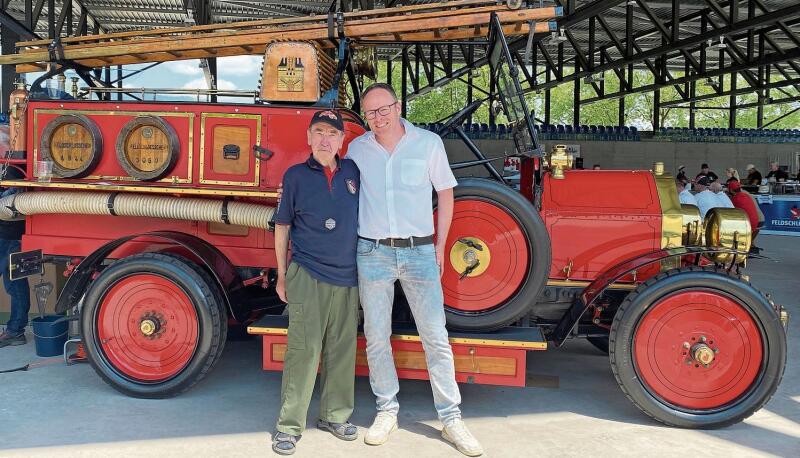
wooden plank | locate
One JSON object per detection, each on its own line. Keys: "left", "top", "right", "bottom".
{"left": 367, "top": 21, "right": 554, "bottom": 42}
{"left": 16, "top": 4, "right": 511, "bottom": 57}
{"left": 1, "top": 7, "right": 560, "bottom": 68}
{"left": 271, "top": 343, "right": 517, "bottom": 376}
{"left": 15, "top": 0, "right": 504, "bottom": 48}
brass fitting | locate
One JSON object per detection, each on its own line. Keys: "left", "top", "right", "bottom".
{"left": 548, "top": 144, "right": 573, "bottom": 179}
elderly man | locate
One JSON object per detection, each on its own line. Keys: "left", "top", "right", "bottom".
{"left": 271, "top": 110, "right": 360, "bottom": 455}
{"left": 694, "top": 176, "right": 724, "bottom": 218}
{"left": 711, "top": 181, "right": 734, "bottom": 209}
{"left": 346, "top": 83, "right": 483, "bottom": 456}
{"left": 766, "top": 162, "right": 789, "bottom": 182}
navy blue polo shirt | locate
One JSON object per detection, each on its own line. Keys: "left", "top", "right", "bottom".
{"left": 274, "top": 154, "right": 360, "bottom": 287}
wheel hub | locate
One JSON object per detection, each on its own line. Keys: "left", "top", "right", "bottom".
{"left": 138, "top": 312, "right": 166, "bottom": 340}
{"left": 691, "top": 343, "right": 716, "bottom": 366}
{"left": 449, "top": 237, "right": 491, "bottom": 278}
{"left": 139, "top": 319, "right": 158, "bottom": 336}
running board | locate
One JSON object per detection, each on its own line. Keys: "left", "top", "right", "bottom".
{"left": 248, "top": 315, "right": 547, "bottom": 387}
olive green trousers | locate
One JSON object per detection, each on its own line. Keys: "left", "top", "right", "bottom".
{"left": 275, "top": 262, "right": 359, "bottom": 436}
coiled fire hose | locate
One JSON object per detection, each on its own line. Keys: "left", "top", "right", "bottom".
{"left": 0, "top": 191, "right": 275, "bottom": 228}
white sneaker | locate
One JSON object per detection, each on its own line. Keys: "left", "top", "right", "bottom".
{"left": 442, "top": 419, "right": 484, "bottom": 457}
{"left": 364, "top": 411, "right": 398, "bottom": 445}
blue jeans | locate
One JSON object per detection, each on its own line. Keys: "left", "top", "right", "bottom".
{"left": 356, "top": 238, "right": 462, "bottom": 425}
{"left": 1, "top": 239, "right": 31, "bottom": 334}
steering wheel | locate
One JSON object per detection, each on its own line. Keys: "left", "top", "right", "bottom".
{"left": 435, "top": 100, "right": 484, "bottom": 138}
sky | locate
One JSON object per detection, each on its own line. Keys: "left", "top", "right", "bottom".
{"left": 22, "top": 55, "right": 265, "bottom": 103}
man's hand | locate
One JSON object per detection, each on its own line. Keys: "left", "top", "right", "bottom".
{"left": 276, "top": 183, "right": 283, "bottom": 204}
{"left": 435, "top": 243, "right": 445, "bottom": 277}
{"left": 276, "top": 274, "right": 288, "bottom": 303}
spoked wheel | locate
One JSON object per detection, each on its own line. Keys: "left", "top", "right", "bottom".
{"left": 437, "top": 178, "right": 550, "bottom": 331}
{"left": 610, "top": 267, "right": 786, "bottom": 428}
{"left": 81, "top": 253, "right": 227, "bottom": 398}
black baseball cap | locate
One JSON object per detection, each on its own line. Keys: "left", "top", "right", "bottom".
{"left": 309, "top": 109, "right": 344, "bottom": 131}
{"left": 701, "top": 163, "right": 710, "bottom": 169}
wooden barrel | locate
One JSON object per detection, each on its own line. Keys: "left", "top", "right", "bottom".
{"left": 39, "top": 114, "right": 102, "bottom": 178}
{"left": 116, "top": 116, "right": 179, "bottom": 181}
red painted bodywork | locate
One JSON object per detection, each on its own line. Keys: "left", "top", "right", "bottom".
{"left": 540, "top": 170, "right": 664, "bottom": 281}
{"left": 22, "top": 100, "right": 366, "bottom": 269}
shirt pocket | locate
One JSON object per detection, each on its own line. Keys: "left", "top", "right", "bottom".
{"left": 400, "top": 159, "right": 428, "bottom": 187}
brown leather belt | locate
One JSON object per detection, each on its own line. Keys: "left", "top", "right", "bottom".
{"left": 359, "top": 235, "right": 434, "bottom": 248}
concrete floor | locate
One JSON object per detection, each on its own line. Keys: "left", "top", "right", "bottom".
{"left": 1, "top": 235, "right": 798, "bottom": 458}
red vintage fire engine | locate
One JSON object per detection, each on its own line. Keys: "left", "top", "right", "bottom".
{"left": 0, "top": 8, "right": 788, "bottom": 430}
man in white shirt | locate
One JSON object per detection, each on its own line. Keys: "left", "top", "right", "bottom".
{"left": 677, "top": 178, "right": 697, "bottom": 206}
{"left": 346, "top": 83, "right": 483, "bottom": 457}
{"left": 694, "top": 176, "right": 723, "bottom": 218}
{"left": 710, "top": 181, "right": 734, "bottom": 209}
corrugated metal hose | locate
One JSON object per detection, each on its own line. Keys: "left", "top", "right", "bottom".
{"left": 0, "top": 191, "right": 275, "bottom": 229}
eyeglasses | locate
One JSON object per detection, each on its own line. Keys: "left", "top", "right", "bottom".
{"left": 363, "top": 102, "right": 398, "bottom": 120}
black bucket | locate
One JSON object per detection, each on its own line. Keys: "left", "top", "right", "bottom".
{"left": 31, "top": 315, "right": 68, "bottom": 357}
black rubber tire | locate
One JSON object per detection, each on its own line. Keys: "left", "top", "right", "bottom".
{"left": 609, "top": 266, "right": 787, "bottom": 428}
{"left": 155, "top": 251, "right": 229, "bottom": 369}
{"left": 81, "top": 253, "right": 226, "bottom": 398}
{"left": 587, "top": 336, "right": 610, "bottom": 354}
{"left": 441, "top": 178, "right": 551, "bottom": 331}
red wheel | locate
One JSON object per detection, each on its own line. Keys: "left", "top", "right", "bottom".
{"left": 442, "top": 199, "right": 529, "bottom": 311}
{"left": 634, "top": 291, "right": 763, "bottom": 410}
{"left": 610, "top": 267, "right": 787, "bottom": 428}
{"left": 436, "top": 178, "right": 550, "bottom": 331}
{"left": 82, "top": 253, "right": 226, "bottom": 398}
{"left": 97, "top": 274, "right": 199, "bottom": 382}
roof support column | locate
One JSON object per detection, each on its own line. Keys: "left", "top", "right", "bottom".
{"left": 729, "top": 73, "right": 737, "bottom": 129}
{"left": 573, "top": 68, "right": 580, "bottom": 127}
{"left": 401, "top": 46, "right": 408, "bottom": 118}
{"left": 544, "top": 71, "right": 551, "bottom": 126}
{"left": 1, "top": 21, "right": 18, "bottom": 113}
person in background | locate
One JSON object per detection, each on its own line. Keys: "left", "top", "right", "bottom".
{"left": 695, "top": 163, "right": 719, "bottom": 182}
{"left": 676, "top": 178, "right": 697, "bottom": 206}
{"left": 0, "top": 166, "right": 31, "bottom": 348}
{"left": 694, "top": 176, "right": 723, "bottom": 218}
{"left": 745, "top": 164, "right": 762, "bottom": 186}
{"left": 676, "top": 165, "right": 687, "bottom": 184}
{"left": 725, "top": 167, "right": 740, "bottom": 183}
{"left": 592, "top": 164, "right": 601, "bottom": 170}
{"left": 727, "top": 180, "right": 763, "bottom": 250}
{"left": 765, "top": 162, "right": 789, "bottom": 182}
{"left": 710, "top": 181, "right": 734, "bottom": 209}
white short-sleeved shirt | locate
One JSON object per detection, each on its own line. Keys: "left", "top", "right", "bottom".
{"left": 346, "top": 119, "right": 458, "bottom": 238}
{"left": 714, "top": 191, "right": 734, "bottom": 209}
{"left": 695, "top": 190, "right": 721, "bottom": 218}
{"left": 679, "top": 188, "right": 698, "bottom": 206}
